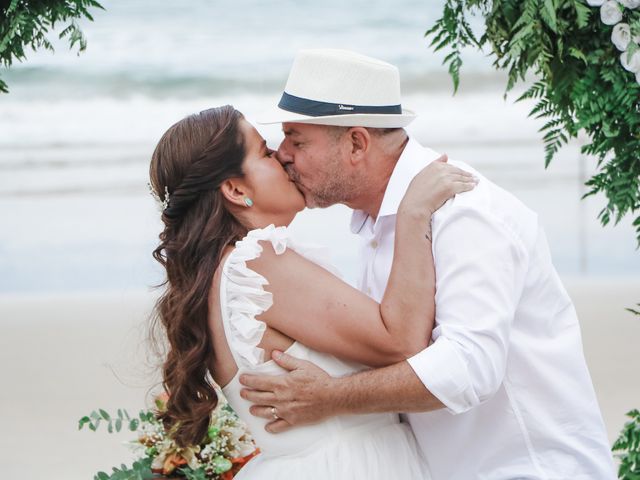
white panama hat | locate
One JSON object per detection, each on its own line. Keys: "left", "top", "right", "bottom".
{"left": 258, "top": 49, "right": 416, "bottom": 128}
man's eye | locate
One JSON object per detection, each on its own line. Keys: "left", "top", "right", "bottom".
{"left": 292, "top": 142, "right": 302, "bottom": 148}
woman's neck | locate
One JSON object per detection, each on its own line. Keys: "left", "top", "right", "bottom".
{"left": 242, "top": 211, "right": 297, "bottom": 231}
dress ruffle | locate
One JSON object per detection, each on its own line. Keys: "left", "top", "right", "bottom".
{"left": 222, "top": 224, "right": 339, "bottom": 368}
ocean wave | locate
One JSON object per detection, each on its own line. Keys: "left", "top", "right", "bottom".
{"left": 2, "top": 66, "right": 509, "bottom": 100}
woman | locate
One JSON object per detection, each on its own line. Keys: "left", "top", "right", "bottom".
{"left": 149, "top": 105, "right": 476, "bottom": 478}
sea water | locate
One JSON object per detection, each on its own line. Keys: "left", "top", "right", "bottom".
{"left": 1, "top": 0, "right": 638, "bottom": 293}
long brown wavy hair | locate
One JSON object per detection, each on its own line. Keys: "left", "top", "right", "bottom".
{"left": 149, "top": 105, "right": 247, "bottom": 447}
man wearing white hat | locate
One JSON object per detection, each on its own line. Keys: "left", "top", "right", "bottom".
{"left": 241, "top": 49, "right": 615, "bottom": 479}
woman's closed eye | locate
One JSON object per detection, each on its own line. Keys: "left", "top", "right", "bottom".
{"left": 261, "top": 140, "right": 275, "bottom": 158}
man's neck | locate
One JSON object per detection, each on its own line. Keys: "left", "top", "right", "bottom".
{"left": 348, "top": 134, "right": 409, "bottom": 219}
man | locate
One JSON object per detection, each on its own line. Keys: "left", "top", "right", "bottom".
{"left": 242, "top": 49, "right": 615, "bottom": 479}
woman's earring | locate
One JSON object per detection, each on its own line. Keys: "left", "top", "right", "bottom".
{"left": 243, "top": 197, "right": 254, "bottom": 207}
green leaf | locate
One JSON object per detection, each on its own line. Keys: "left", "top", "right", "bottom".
{"left": 129, "top": 418, "right": 140, "bottom": 431}
{"left": 78, "top": 416, "right": 91, "bottom": 430}
{"left": 181, "top": 467, "right": 208, "bottom": 480}
{"left": 574, "top": 1, "right": 592, "bottom": 29}
{"left": 541, "top": 0, "right": 558, "bottom": 33}
{"left": 568, "top": 47, "right": 588, "bottom": 65}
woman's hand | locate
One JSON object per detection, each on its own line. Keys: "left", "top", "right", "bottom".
{"left": 399, "top": 154, "right": 478, "bottom": 219}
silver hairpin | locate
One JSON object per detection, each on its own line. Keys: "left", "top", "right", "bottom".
{"left": 147, "top": 182, "right": 170, "bottom": 212}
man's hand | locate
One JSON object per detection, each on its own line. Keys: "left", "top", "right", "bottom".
{"left": 239, "top": 350, "right": 338, "bottom": 433}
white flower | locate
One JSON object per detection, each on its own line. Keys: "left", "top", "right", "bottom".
{"left": 620, "top": 50, "right": 640, "bottom": 72}
{"left": 236, "top": 440, "right": 257, "bottom": 458}
{"left": 587, "top": 0, "right": 606, "bottom": 5}
{"left": 187, "top": 453, "right": 201, "bottom": 470}
{"left": 619, "top": 0, "right": 640, "bottom": 8}
{"left": 612, "top": 23, "right": 632, "bottom": 50}
{"left": 151, "top": 453, "right": 166, "bottom": 471}
{"left": 601, "top": 1, "right": 624, "bottom": 25}
{"left": 225, "top": 426, "right": 255, "bottom": 457}
{"left": 636, "top": 70, "right": 640, "bottom": 84}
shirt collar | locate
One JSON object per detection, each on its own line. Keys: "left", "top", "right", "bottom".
{"left": 350, "top": 137, "right": 442, "bottom": 234}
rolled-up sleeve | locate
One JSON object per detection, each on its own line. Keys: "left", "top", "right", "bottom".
{"left": 407, "top": 206, "right": 529, "bottom": 414}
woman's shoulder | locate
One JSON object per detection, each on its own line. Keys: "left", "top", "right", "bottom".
{"left": 223, "top": 224, "right": 289, "bottom": 270}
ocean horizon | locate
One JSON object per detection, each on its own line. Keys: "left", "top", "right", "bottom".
{"left": 1, "top": 0, "right": 639, "bottom": 294}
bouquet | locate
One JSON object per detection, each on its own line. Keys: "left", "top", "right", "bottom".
{"left": 79, "top": 393, "right": 259, "bottom": 480}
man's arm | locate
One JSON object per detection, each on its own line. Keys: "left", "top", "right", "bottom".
{"left": 241, "top": 202, "right": 530, "bottom": 432}
{"left": 240, "top": 351, "right": 444, "bottom": 433}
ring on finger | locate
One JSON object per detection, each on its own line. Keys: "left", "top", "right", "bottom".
{"left": 270, "top": 406, "right": 279, "bottom": 420}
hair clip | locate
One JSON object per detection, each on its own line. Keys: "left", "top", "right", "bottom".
{"left": 148, "top": 182, "right": 170, "bottom": 212}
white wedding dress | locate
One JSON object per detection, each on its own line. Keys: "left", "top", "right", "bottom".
{"left": 220, "top": 225, "right": 431, "bottom": 479}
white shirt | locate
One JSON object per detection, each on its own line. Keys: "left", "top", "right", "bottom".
{"left": 350, "top": 138, "right": 615, "bottom": 480}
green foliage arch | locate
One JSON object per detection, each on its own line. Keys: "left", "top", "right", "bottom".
{"left": 427, "top": 0, "right": 640, "bottom": 244}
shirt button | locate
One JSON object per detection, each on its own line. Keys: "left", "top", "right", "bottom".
{"left": 370, "top": 240, "right": 378, "bottom": 249}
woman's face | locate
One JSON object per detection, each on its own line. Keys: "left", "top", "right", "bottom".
{"left": 239, "top": 119, "right": 305, "bottom": 223}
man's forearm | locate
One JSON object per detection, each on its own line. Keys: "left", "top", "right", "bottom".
{"left": 330, "top": 360, "right": 445, "bottom": 415}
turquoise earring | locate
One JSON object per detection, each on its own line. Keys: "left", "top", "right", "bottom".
{"left": 243, "top": 197, "right": 254, "bottom": 207}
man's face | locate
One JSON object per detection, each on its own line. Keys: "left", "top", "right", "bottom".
{"left": 276, "top": 122, "right": 357, "bottom": 208}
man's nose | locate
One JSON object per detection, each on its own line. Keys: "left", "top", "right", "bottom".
{"left": 276, "top": 142, "right": 293, "bottom": 165}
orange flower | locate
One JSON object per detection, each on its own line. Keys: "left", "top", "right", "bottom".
{"left": 229, "top": 449, "right": 260, "bottom": 477}
{"left": 155, "top": 392, "right": 170, "bottom": 412}
{"left": 162, "top": 453, "right": 188, "bottom": 474}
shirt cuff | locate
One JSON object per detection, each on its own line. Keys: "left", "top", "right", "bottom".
{"left": 407, "top": 337, "right": 479, "bottom": 414}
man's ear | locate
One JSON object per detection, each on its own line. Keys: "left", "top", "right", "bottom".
{"left": 348, "top": 127, "right": 371, "bottom": 164}
{"left": 220, "top": 178, "right": 251, "bottom": 208}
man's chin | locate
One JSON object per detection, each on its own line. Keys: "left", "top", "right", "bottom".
{"left": 304, "top": 197, "right": 318, "bottom": 209}
{"left": 305, "top": 197, "right": 335, "bottom": 209}
{"left": 301, "top": 192, "right": 321, "bottom": 209}
{"left": 295, "top": 185, "right": 334, "bottom": 209}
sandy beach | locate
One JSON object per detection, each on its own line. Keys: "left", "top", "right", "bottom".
{"left": 1, "top": 276, "right": 638, "bottom": 479}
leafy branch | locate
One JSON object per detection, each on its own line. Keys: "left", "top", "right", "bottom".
{"left": 93, "top": 458, "right": 154, "bottom": 480}
{"left": 426, "top": 0, "right": 640, "bottom": 246}
{"left": 0, "top": 0, "right": 104, "bottom": 93}
{"left": 78, "top": 408, "right": 154, "bottom": 433}
{"left": 79, "top": 408, "right": 158, "bottom": 480}
{"left": 612, "top": 409, "right": 640, "bottom": 479}
{"left": 425, "top": 0, "right": 485, "bottom": 93}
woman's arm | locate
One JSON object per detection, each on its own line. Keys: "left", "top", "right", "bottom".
{"left": 383, "top": 155, "right": 478, "bottom": 352}
{"left": 249, "top": 157, "right": 476, "bottom": 367}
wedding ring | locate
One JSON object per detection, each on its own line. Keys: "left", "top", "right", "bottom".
{"left": 270, "top": 406, "right": 279, "bottom": 420}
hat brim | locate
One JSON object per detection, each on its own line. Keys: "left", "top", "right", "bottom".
{"left": 256, "top": 106, "right": 416, "bottom": 128}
